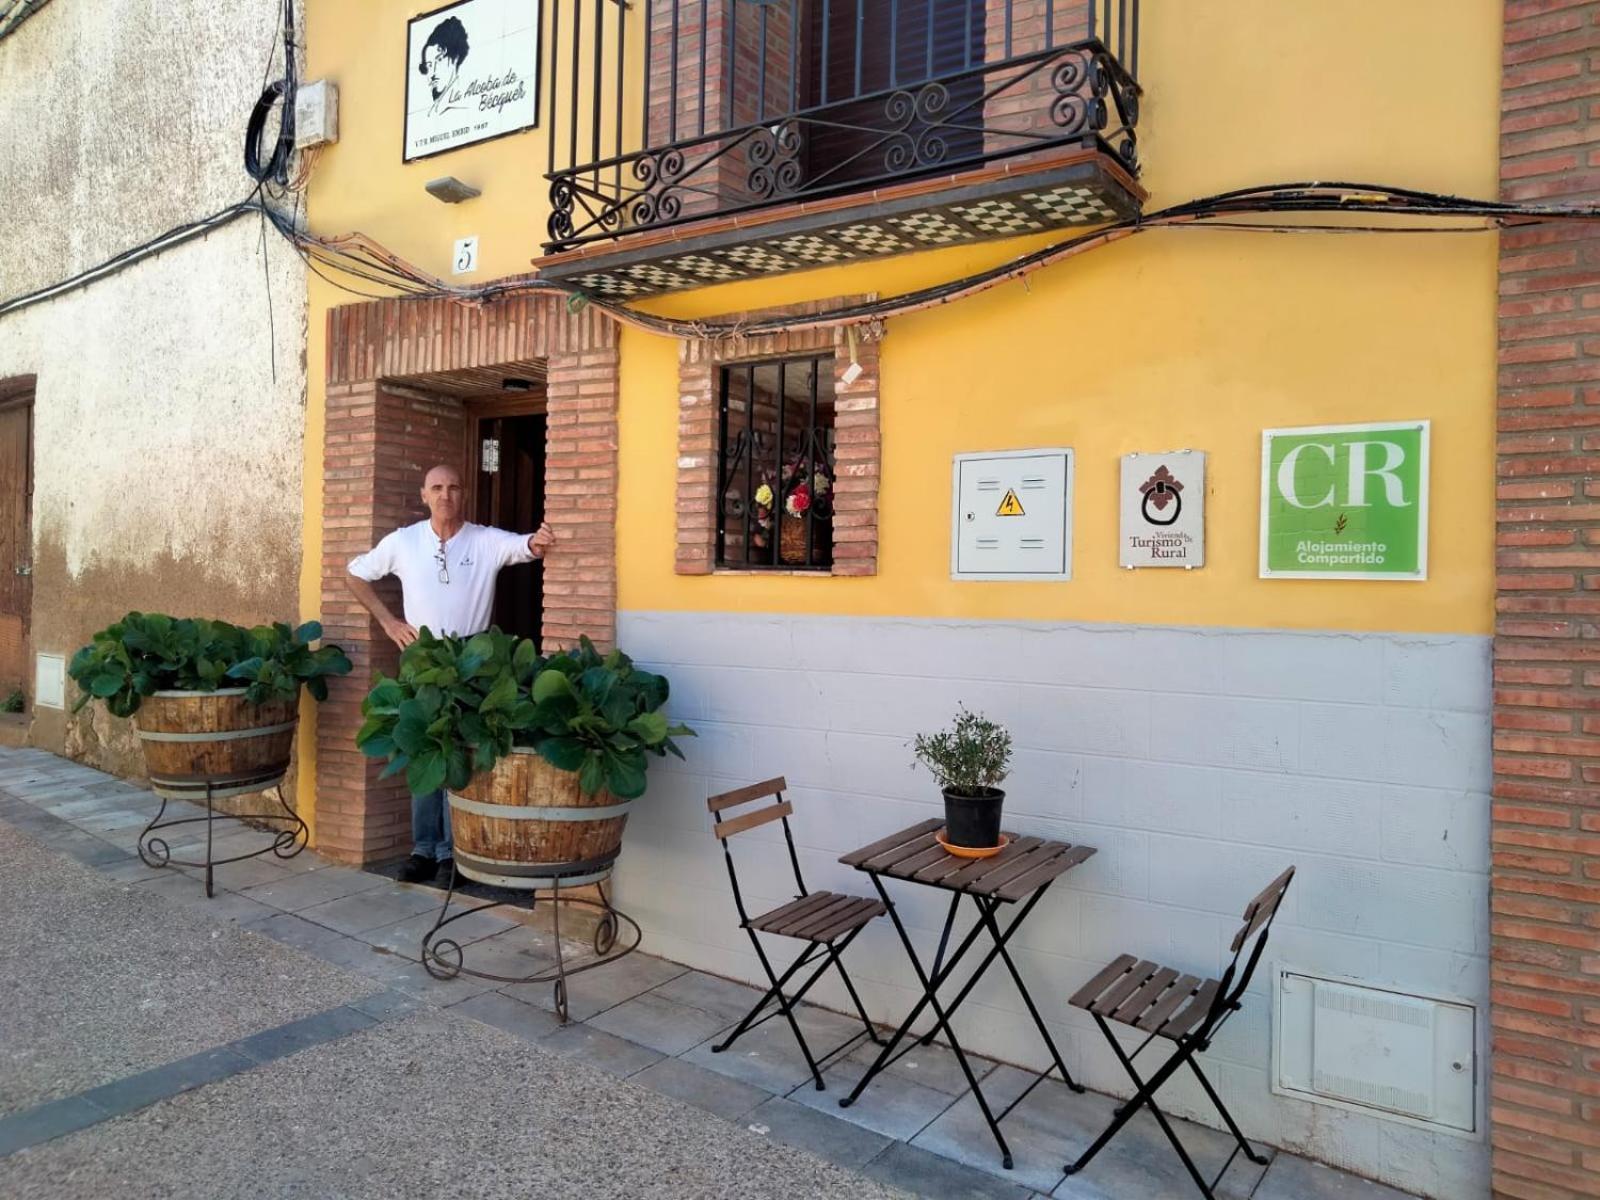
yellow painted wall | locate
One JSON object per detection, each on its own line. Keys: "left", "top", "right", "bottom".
{"left": 613, "top": 0, "right": 1502, "bottom": 636}
{"left": 299, "top": 0, "right": 1504, "bottom": 805}
{"left": 617, "top": 225, "right": 1497, "bottom": 635}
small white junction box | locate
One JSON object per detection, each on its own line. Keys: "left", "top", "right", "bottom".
{"left": 951, "top": 449, "right": 1073, "bottom": 581}
{"left": 294, "top": 79, "right": 340, "bottom": 149}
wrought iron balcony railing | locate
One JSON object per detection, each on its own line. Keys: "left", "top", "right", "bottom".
{"left": 544, "top": 0, "right": 1141, "bottom": 256}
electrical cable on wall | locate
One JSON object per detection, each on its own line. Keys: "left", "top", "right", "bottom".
{"left": 244, "top": 0, "right": 299, "bottom": 187}
{"left": 6, "top": 182, "right": 1600, "bottom": 332}
{"left": 256, "top": 182, "right": 1600, "bottom": 342}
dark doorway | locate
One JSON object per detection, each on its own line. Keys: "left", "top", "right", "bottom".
{"left": 471, "top": 409, "right": 546, "bottom": 648}
{"left": 0, "top": 378, "right": 32, "bottom": 703}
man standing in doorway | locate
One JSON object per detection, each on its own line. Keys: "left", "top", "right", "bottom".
{"left": 347, "top": 464, "right": 555, "bottom": 883}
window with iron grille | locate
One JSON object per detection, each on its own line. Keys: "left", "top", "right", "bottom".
{"left": 717, "top": 355, "right": 836, "bottom": 571}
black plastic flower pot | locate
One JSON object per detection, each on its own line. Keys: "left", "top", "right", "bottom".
{"left": 942, "top": 787, "right": 1005, "bottom": 849}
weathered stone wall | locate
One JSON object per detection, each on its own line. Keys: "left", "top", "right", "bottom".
{"left": 0, "top": 0, "right": 307, "bottom": 782}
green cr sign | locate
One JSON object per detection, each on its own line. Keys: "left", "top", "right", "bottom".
{"left": 1260, "top": 421, "right": 1429, "bottom": 580}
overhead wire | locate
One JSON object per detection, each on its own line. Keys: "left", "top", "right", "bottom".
{"left": 7, "top": 174, "right": 1600, "bottom": 332}
{"left": 259, "top": 182, "right": 1597, "bottom": 342}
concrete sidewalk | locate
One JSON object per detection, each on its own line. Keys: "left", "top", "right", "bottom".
{"left": 0, "top": 748, "right": 1417, "bottom": 1200}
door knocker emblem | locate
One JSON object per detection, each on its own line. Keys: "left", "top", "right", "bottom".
{"left": 1139, "top": 465, "right": 1183, "bottom": 527}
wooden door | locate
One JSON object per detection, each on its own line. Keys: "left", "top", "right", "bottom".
{"left": 0, "top": 381, "right": 33, "bottom": 697}
{"left": 472, "top": 410, "right": 547, "bottom": 648}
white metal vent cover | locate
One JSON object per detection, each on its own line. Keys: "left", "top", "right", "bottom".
{"left": 34, "top": 653, "right": 65, "bottom": 710}
{"left": 1273, "top": 968, "right": 1477, "bottom": 1136}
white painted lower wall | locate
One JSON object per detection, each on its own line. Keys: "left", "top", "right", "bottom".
{"left": 613, "top": 610, "right": 1492, "bottom": 1199}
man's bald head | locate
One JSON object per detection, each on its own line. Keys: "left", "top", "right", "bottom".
{"left": 420, "top": 464, "right": 465, "bottom": 531}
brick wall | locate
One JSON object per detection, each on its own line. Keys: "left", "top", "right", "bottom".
{"left": 318, "top": 294, "right": 618, "bottom": 864}
{"left": 544, "top": 344, "right": 620, "bottom": 650}
{"left": 983, "top": 0, "right": 1092, "bottom": 162}
{"left": 317, "top": 380, "right": 464, "bottom": 862}
{"left": 644, "top": 0, "right": 797, "bottom": 224}
{"left": 1492, "top": 4, "right": 1600, "bottom": 1197}
{"left": 674, "top": 302, "right": 881, "bottom": 577}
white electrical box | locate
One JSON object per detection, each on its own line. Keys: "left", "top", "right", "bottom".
{"left": 34, "top": 653, "right": 65, "bottom": 710}
{"left": 1274, "top": 968, "right": 1478, "bottom": 1136}
{"left": 951, "top": 449, "right": 1073, "bottom": 581}
{"left": 294, "top": 79, "right": 339, "bottom": 149}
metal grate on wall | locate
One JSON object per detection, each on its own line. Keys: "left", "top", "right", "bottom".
{"left": 0, "top": 0, "right": 53, "bottom": 41}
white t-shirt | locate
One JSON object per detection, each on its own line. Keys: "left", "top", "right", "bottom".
{"left": 348, "top": 521, "right": 538, "bottom": 637}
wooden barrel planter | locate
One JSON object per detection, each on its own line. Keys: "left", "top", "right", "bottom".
{"left": 447, "top": 749, "right": 632, "bottom": 889}
{"left": 133, "top": 689, "right": 298, "bottom": 801}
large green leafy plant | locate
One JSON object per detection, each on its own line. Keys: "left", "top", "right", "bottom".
{"left": 68, "top": 612, "right": 353, "bottom": 719}
{"left": 355, "top": 631, "right": 692, "bottom": 800}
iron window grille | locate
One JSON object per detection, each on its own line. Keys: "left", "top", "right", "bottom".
{"left": 717, "top": 355, "right": 835, "bottom": 571}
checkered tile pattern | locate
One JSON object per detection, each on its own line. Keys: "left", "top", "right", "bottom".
{"left": 774, "top": 234, "right": 853, "bottom": 265}
{"left": 831, "top": 223, "right": 912, "bottom": 254}
{"left": 1020, "top": 185, "right": 1120, "bottom": 224}
{"left": 617, "top": 262, "right": 692, "bottom": 290}
{"left": 564, "top": 179, "right": 1130, "bottom": 299}
{"left": 718, "top": 243, "right": 797, "bottom": 272}
{"left": 661, "top": 254, "right": 747, "bottom": 282}
{"left": 951, "top": 198, "right": 1048, "bottom": 236}
{"left": 891, "top": 211, "right": 969, "bottom": 245}
{"left": 572, "top": 272, "right": 646, "bottom": 298}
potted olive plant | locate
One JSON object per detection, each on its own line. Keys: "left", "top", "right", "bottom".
{"left": 913, "top": 706, "right": 1013, "bottom": 850}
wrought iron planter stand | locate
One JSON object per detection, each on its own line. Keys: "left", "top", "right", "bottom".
{"left": 420, "top": 863, "right": 641, "bottom": 1023}
{"left": 138, "top": 776, "right": 309, "bottom": 899}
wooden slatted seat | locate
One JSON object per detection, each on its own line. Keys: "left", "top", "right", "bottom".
{"left": 1062, "top": 866, "right": 1296, "bottom": 1200}
{"left": 749, "top": 891, "right": 886, "bottom": 941}
{"left": 1068, "top": 954, "right": 1222, "bottom": 1041}
{"left": 706, "top": 777, "right": 886, "bottom": 1091}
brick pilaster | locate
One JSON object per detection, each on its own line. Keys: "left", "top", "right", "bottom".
{"left": 317, "top": 378, "right": 467, "bottom": 864}
{"left": 643, "top": 1, "right": 798, "bottom": 224}
{"left": 1492, "top": 4, "right": 1600, "bottom": 1197}
{"left": 544, "top": 342, "right": 619, "bottom": 652}
{"left": 983, "top": 0, "right": 1092, "bottom": 163}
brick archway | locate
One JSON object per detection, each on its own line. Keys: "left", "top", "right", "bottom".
{"left": 315, "top": 293, "right": 618, "bottom": 864}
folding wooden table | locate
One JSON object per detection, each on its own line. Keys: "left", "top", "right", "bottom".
{"left": 838, "top": 818, "right": 1096, "bottom": 1168}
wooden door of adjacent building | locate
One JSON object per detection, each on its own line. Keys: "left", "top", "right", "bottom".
{"left": 0, "top": 379, "right": 33, "bottom": 699}
{"left": 470, "top": 405, "right": 547, "bottom": 648}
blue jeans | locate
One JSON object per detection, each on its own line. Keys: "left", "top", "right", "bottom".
{"left": 412, "top": 788, "right": 452, "bottom": 860}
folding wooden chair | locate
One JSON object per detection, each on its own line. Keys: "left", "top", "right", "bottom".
{"left": 708, "top": 777, "right": 887, "bottom": 1090}
{"left": 1063, "top": 866, "right": 1296, "bottom": 1199}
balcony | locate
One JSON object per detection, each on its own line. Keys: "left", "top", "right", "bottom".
{"left": 538, "top": 0, "right": 1144, "bottom": 300}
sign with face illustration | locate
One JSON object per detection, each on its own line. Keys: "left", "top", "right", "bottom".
{"left": 1120, "top": 451, "right": 1205, "bottom": 568}
{"left": 404, "top": 0, "right": 541, "bottom": 162}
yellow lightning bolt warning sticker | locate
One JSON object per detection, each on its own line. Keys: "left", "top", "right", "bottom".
{"left": 996, "top": 489, "right": 1025, "bottom": 517}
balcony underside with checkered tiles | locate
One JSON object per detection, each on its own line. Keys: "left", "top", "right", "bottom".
{"left": 535, "top": 146, "right": 1142, "bottom": 301}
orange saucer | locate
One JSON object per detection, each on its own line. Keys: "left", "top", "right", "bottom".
{"left": 935, "top": 830, "right": 1011, "bottom": 859}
